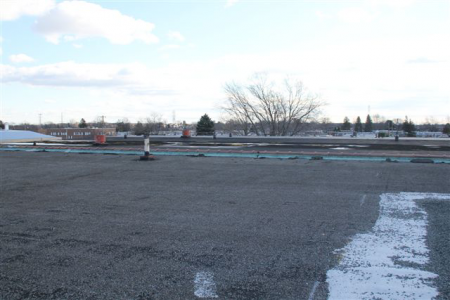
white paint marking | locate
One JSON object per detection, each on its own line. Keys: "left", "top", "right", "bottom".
{"left": 360, "top": 194, "right": 366, "bottom": 207}
{"left": 307, "top": 281, "right": 320, "bottom": 300}
{"left": 194, "top": 271, "right": 218, "bottom": 298}
{"left": 327, "top": 192, "right": 450, "bottom": 300}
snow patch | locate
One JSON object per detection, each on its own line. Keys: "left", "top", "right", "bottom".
{"left": 327, "top": 192, "right": 450, "bottom": 300}
{"left": 194, "top": 271, "right": 218, "bottom": 298}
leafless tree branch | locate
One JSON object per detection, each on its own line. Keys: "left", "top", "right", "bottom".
{"left": 223, "top": 73, "right": 324, "bottom": 136}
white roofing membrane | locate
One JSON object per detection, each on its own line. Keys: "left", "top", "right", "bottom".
{"left": 0, "top": 130, "right": 61, "bottom": 143}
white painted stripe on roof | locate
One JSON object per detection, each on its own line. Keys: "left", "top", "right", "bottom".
{"left": 194, "top": 271, "right": 218, "bottom": 298}
{"left": 327, "top": 192, "right": 450, "bottom": 300}
{"left": 307, "top": 281, "right": 320, "bottom": 300}
{"left": 360, "top": 194, "right": 366, "bottom": 206}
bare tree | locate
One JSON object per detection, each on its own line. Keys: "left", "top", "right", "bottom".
{"left": 222, "top": 118, "right": 248, "bottom": 136}
{"left": 372, "top": 114, "right": 386, "bottom": 130}
{"left": 372, "top": 114, "right": 386, "bottom": 124}
{"left": 116, "top": 118, "right": 131, "bottom": 132}
{"left": 223, "top": 73, "right": 324, "bottom": 136}
{"left": 92, "top": 116, "right": 106, "bottom": 128}
{"left": 144, "top": 113, "right": 165, "bottom": 135}
{"left": 320, "top": 117, "right": 332, "bottom": 132}
{"left": 422, "top": 116, "right": 440, "bottom": 132}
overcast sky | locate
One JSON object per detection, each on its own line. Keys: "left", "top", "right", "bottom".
{"left": 1, "top": 0, "right": 449, "bottom": 125}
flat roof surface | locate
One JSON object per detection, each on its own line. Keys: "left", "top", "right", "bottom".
{"left": 1, "top": 152, "right": 449, "bottom": 299}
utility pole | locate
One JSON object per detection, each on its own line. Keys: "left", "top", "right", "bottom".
{"left": 39, "top": 114, "right": 42, "bottom": 127}
{"left": 100, "top": 115, "right": 106, "bottom": 130}
{"left": 395, "top": 118, "right": 399, "bottom": 142}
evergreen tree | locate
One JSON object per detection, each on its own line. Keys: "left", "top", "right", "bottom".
{"left": 354, "top": 116, "right": 363, "bottom": 132}
{"left": 196, "top": 114, "right": 215, "bottom": 135}
{"left": 364, "top": 114, "right": 373, "bottom": 132}
{"left": 116, "top": 119, "right": 131, "bottom": 132}
{"left": 402, "top": 117, "right": 409, "bottom": 133}
{"left": 402, "top": 116, "right": 416, "bottom": 137}
{"left": 385, "top": 120, "right": 394, "bottom": 130}
{"left": 79, "top": 118, "right": 88, "bottom": 128}
{"left": 0, "top": 120, "right": 4, "bottom": 130}
{"left": 442, "top": 123, "right": 450, "bottom": 136}
{"left": 342, "top": 117, "right": 351, "bottom": 130}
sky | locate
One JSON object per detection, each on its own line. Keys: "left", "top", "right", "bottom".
{"left": 1, "top": 0, "right": 449, "bottom": 125}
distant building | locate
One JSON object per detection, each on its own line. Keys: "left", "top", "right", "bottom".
{"left": 415, "top": 131, "right": 446, "bottom": 138}
{"left": 44, "top": 128, "right": 116, "bottom": 140}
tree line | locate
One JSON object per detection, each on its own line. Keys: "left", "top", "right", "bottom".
{"left": 2, "top": 115, "right": 449, "bottom": 137}
{"left": 336, "top": 115, "right": 442, "bottom": 137}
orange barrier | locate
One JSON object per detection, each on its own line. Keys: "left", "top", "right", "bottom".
{"left": 182, "top": 129, "right": 191, "bottom": 137}
{"left": 95, "top": 135, "right": 106, "bottom": 144}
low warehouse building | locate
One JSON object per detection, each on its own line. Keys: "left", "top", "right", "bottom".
{"left": 44, "top": 128, "right": 116, "bottom": 140}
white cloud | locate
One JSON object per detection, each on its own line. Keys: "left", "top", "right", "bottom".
{"left": 338, "top": 7, "right": 376, "bottom": 23}
{"left": 368, "top": 0, "right": 416, "bottom": 9}
{"left": 9, "top": 54, "right": 35, "bottom": 63}
{"left": 1, "top": 61, "right": 138, "bottom": 87}
{"left": 0, "top": 61, "right": 178, "bottom": 99}
{"left": 159, "top": 44, "right": 181, "bottom": 51}
{"left": 161, "top": 53, "right": 171, "bottom": 60}
{"left": 407, "top": 57, "right": 440, "bottom": 64}
{"left": 167, "top": 31, "right": 185, "bottom": 42}
{"left": 225, "top": 0, "right": 239, "bottom": 8}
{"left": 0, "top": 37, "right": 2, "bottom": 56}
{"left": 316, "top": 11, "right": 330, "bottom": 21}
{"left": 73, "top": 44, "right": 83, "bottom": 49}
{"left": 34, "top": 1, "right": 158, "bottom": 45}
{"left": 0, "top": 0, "right": 55, "bottom": 21}
{"left": 2, "top": 33, "right": 449, "bottom": 123}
